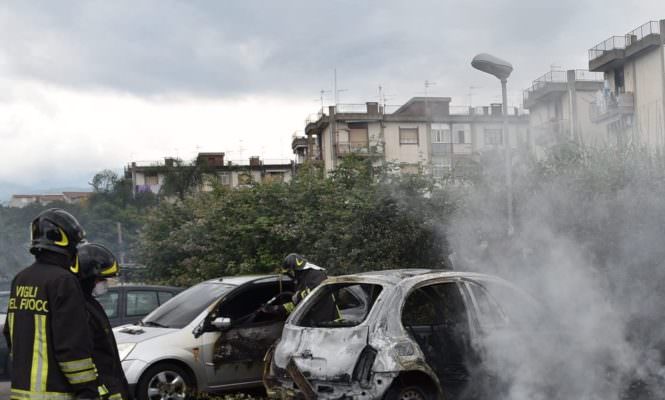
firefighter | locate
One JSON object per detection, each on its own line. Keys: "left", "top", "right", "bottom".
{"left": 3, "top": 208, "right": 105, "bottom": 400}
{"left": 75, "top": 243, "right": 131, "bottom": 400}
{"left": 262, "top": 253, "right": 337, "bottom": 320}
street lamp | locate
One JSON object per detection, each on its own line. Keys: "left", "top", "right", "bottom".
{"left": 471, "top": 53, "right": 514, "bottom": 235}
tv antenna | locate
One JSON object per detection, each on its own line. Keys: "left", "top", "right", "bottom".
{"left": 424, "top": 80, "right": 436, "bottom": 97}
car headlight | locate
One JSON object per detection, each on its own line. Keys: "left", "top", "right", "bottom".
{"left": 117, "top": 343, "right": 136, "bottom": 361}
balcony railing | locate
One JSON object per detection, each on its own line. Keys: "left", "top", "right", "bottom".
{"left": 590, "top": 91, "right": 634, "bottom": 123}
{"left": 589, "top": 36, "right": 627, "bottom": 61}
{"left": 336, "top": 141, "right": 371, "bottom": 156}
{"left": 574, "top": 70, "right": 604, "bottom": 81}
{"left": 335, "top": 104, "right": 368, "bottom": 113}
{"left": 626, "top": 21, "right": 660, "bottom": 46}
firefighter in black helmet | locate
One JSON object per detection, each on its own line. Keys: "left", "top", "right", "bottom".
{"left": 3, "top": 208, "right": 105, "bottom": 399}
{"left": 262, "top": 253, "right": 337, "bottom": 320}
{"left": 75, "top": 243, "right": 130, "bottom": 400}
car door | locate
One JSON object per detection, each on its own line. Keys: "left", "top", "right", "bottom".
{"left": 402, "top": 281, "right": 477, "bottom": 399}
{"left": 199, "top": 279, "right": 293, "bottom": 388}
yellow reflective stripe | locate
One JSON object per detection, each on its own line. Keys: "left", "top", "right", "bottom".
{"left": 109, "top": 393, "right": 124, "bottom": 400}
{"left": 64, "top": 368, "right": 98, "bottom": 384}
{"left": 54, "top": 228, "right": 69, "bottom": 246}
{"left": 98, "top": 385, "right": 109, "bottom": 396}
{"left": 10, "top": 388, "right": 74, "bottom": 400}
{"left": 8, "top": 312, "right": 14, "bottom": 348}
{"left": 30, "top": 314, "right": 48, "bottom": 392}
{"left": 101, "top": 261, "right": 118, "bottom": 277}
{"left": 58, "top": 357, "right": 95, "bottom": 373}
{"left": 283, "top": 302, "right": 295, "bottom": 313}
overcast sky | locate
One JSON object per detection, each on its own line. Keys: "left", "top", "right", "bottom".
{"left": 0, "top": 1, "right": 662, "bottom": 196}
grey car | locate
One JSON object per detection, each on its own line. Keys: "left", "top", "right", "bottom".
{"left": 114, "top": 274, "right": 293, "bottom": 400}
{"left": 266, "top": 269, "right": 540, "bottom": 400}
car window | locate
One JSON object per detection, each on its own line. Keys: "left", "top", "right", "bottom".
{"left": 402, "top": 287, "right": 443, "bottom": 326}
{"left": 0, "top": 294, "right": 9, "bottom": 313}
{"left": 143, "top": 282, "right": 234, "bottom": 329}
{"left": 96, "top": 290, "right": 120, "bottom": 318}
{"left": 158, "top": 291, "right": 174, "bottom": 305}
{"left": 478, "top": 279, "right": 543, "bottom": 328}
{"left": 466, "top": 282, "right": 507, "bottom": 330}
{"left": 295, "top": 283, "right": 382, "bottom": 328}
{"left": 126, "top": 290, "right": 159, "bottom": 317}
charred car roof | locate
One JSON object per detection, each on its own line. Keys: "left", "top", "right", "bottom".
{"left": 326, "top": 268, "right": 505, "bottom": 286}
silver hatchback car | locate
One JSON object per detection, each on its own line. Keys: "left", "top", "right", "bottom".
{"left": 266, "top": 269, "right": 539, "bottom": 400}
{"left": 114, "top": 274, "right": 293, "bottom": 400}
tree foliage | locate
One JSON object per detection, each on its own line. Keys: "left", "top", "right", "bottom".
{"left": 139, "top": 157, "right": 457, "bottom": 286}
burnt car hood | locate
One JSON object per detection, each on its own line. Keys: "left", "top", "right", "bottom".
{"left": 113, "top": 324, "right": 178, "bottom": 344}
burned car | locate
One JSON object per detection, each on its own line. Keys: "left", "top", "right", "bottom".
{"left": 114, "top": 274, "right": 293, "bottom": 400}
{"left": 266, "top": 269, "right": 539, "bottom": 400}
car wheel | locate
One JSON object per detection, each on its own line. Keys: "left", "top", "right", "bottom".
{"left": 136, "top": 362, "right": 195, "bottom": 400}
{"left": 384, "top": 385, "right": 433, "bottom": 400}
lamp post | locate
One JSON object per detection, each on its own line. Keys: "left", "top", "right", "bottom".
{"left": 471, "top": 53, "right": 514, "bottom": 235}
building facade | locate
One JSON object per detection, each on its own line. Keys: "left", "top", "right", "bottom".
{"left": 125, "top": 152, "right": 295, "bottom": 196}
{"left": 8, "top": 192, "right": 92, "bottom": 208}
{"left": 304, "top": 98, "right": 529, "bottom": 179}
{"left": 588, "top": 20, "right": 665, "bottom": 148}
{"left": 523, "top": 69, "right": 605, "bottom": 156}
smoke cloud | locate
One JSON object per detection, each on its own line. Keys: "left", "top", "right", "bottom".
{"left": 448, "top": 146, "right": 665, "bottom": 398}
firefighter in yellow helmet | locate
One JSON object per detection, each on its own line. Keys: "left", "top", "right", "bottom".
{"left": 74, "top": 243, "right": 130, "bottom": 400}
{"left": 3, "top": 208, "right": 106, "bottom": 399}
{"left": 261, "top": 253, "right": 337, "bottom": 320}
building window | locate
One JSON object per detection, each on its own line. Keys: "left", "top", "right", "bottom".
{"left": 484, "top": 129, "right": 503, "bottom": 145}
{"left": 238, "top": 172, "right": 252, "bottom": 186}
{"left": 399, "top": 128, "right": 419, "bottom": 144}
{"left": 432, "top": 128, "right": 451, "bottom": 143}
{"left": 263, "top": 171, "right": 285, "bottom": 183}
{"left": 348, "top": 123, "right": 369, "bottom": 151}
{"left": 219, "top": 173, "right": 231, "bottom": 186}
{"left": 457, "top": 130, "right": 466, "bottom": 144}
{"left": 144, "top": 174, "right": 159, "bottom": 185}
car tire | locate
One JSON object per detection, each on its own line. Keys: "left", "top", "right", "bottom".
{"left": 136, "top": 362, "right": 196, "bottom": 400}
{"left": 384, "top": 385, "right": 434, "bottom": 400}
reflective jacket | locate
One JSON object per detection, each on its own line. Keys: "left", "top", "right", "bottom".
{"left": 281, "top": 264, "right": 338, "bottom": 321}
{"left": 85, "top": 294, "right": 131, "bottom": 400}
{"left": 3, "top": 254, "right": 103, "bottom": 400}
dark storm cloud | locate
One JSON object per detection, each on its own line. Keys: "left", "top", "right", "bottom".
{"left": 0, "top": 0, "right": 660, "bottom": 102}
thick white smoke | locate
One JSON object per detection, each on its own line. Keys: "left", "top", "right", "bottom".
{"left": 448, "top": 146, "right": 665, "bottom": 399}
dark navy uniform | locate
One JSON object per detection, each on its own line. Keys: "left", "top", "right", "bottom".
{"left": 85, "top": 295, "right": 130, "bottom": 400}
{"left": 3, "top": 253, "right": 102, "bottom": 400}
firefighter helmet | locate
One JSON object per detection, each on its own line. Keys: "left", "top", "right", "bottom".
{"left": 30, "top": 208, "right": 86, "bottom": 258}
{"left": 74, "top": 243, "right": 119, "bottom": 281}
{"left": 281, "top": 253, "right": 307, "bottom": 276}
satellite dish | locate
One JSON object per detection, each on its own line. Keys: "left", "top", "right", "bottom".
{"left": 471, "top": 53, "right": 513, "bottom": 81}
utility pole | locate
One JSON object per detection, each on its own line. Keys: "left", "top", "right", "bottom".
{"left": 117, "top": 222, "right": 125, "bottom": 266}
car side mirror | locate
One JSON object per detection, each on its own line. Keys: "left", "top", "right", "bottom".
{"left": 211, "top": 317, "right": 231, "bottom": 330}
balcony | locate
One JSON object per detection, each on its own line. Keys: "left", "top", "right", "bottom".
{"left": 336, "top": 141, "right": 371, "bottom": 156}
{"left": 589, "top": 21, "right": 661, "bottom": 72}
{"left": 431, "top": 143, "right": 473, "bottom": 156}
{"left": 590, "top": 91, "right": 634, "bottom": 123}
{"left": 523, "top": 70, "right": 604, "bottom": 108}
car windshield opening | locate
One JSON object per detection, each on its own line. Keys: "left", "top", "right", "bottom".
{"left": 295, "top": 283, "right": 383, "bottom": 328}
{"left": 142, "top": 282, "right": 234, "bottom": 329}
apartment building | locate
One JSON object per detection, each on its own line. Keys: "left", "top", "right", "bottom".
{"left": 125, "top": 152, "right": 295, "bottom": 195}
{"left": 587, "top": 20, "right": 665, "bottom": 148}
{"left": 8, "top": 192, "right": 92, "bottom": 208}
{"left": 523, "top": 69, "right": 605, "bottom": 156}
{"left": 304, "top": 97, "right": 529, "bottom": 179}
